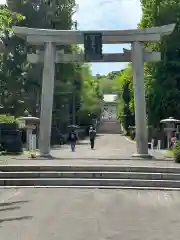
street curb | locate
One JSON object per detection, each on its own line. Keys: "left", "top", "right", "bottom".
{"left": 0, "top": 186, "right": 180, "bottom": 190}
{"left": 5, "top": 157, "right": 173, "bottom": 162}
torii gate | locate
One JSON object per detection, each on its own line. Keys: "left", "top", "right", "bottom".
{"left": 13, "top": 24, "right": 175, "bottom": 157}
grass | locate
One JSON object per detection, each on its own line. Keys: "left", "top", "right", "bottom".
{"left": 23, "top": 150, "right": 39, "bottom": 158}
{"left": 23, "top": 150, "right": 32, "bottom": 156}
{"left": 0, "top": 149, "right": 39, "bottom": 162}
{"left": 165, "top": 149, "right": 174, "bottom": 158}
{"left": 125, "top": 136, "right": 136, "bottom": 143}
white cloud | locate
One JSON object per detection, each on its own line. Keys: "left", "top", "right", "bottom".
{"left": 74, "top": 0, "right": 142, "bottom": 75}
{"left": 74, "top": 0, "right": 141, "bottom": 30}
{"left": 0, "top": 0, "right": 6, "bottom": 4}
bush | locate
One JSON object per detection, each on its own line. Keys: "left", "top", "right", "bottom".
{"left": 173, "top": 141, "right": 180, "bottom": 163}
{"left": 0, "top": 115, "right": 17, "bottom": 123}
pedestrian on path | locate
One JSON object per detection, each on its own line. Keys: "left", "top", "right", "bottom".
{"left": 68, "top": 129, "right": 77, "bottom": 152}
{"left": 89, "top": 126, "right": 96, "bottom": 150}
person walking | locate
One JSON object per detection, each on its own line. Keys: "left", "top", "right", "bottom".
{"left": 68, "top": 129, "right": 77, "bottom": 152}
{"left": 89, "top": 126, "right": 96, "bottom": 150}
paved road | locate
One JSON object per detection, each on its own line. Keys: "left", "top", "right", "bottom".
{"left": 0, "top": 134, "right": 166, "bottom": 163}
{"left": 4, "top": 157, "right": 177, "bottom": 167}
{"left": 0, "top": 188, "right": 180, "bottom": 239}
{"left": 51, "top": 134, "right": 165, "bottom": 159}
{"left": 51, "top": 134, "right": 137, "bottom": 159}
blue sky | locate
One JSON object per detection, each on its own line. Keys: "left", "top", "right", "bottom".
{"left": 0, "top": 0, "right": 142, "bottom": 75}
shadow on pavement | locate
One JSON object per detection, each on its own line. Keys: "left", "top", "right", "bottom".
{"left": 0, "top": 216, "right": 33, "bottom": 223}
{"left": 0, "top": 200, "right": 29, "bottom": 207}
{"left": 76, "top": 142, "right": 89, "bottom": 145}
{"left": 0, "top": 200, "right": 32, "bottom": 227}
{"left": 0, "top": 206, "right": 21, "bottom": 212}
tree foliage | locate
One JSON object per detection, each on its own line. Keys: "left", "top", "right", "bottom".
{"left": 96, "top": 70, "right": 122, "bottom": 94}
{"left": 112, "top": 65, "right": 135, "bottom": 130}
{"left": 0, "top": 5, "right": 25, "bottom": 115}
{"left": 0, "top": 0, "right": 102, "bottom": 130}
{"left": 78, "top": 65, "right": 103, "bottom": 125}
{"left": 108, "top": 0, "right": 180, "bottom": 131}
{"left": 139, "top": 0, "right": 180, "bottom": 126}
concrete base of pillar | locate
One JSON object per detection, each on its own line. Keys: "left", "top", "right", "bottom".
{"left": 132, "top": 153, "right": 153, "bottom": 159}
{"left": 39, "top": 153, "right": 53, "bottom": 158}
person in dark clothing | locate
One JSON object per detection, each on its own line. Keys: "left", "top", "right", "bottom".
{"left": 68, "top": 129, "right": 77, "bottom": 152}
{"left": 89, "top": 126, "right": 96, "bottom": 149}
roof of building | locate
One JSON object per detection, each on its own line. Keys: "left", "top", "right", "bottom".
{"left": 103, "top": 94, "right": 118, "bottom": 103}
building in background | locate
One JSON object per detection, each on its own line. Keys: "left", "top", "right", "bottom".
{"left": 102, "top": 94, "right": 118, "bottom": 120}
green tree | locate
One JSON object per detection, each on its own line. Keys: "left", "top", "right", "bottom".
{"left": 114, "top": 0, "right": 180, "bottom": 130}
{"left": 78, "top": 64, "right": 103, "bottom": 125}
{"left": 139, "top": 0, "right": 180, "bottom": 126}
{"left": 7, "top": 0, "right": 78, "bottom": 119}
{"left": 96, "top": 71, "right": 122, "bottom": 94}
{"left": 99, "top": 77, "right": 115, "bottom": 94}
{"left": 0, "top": 5, "right": 25, "bottom": 115}
{"left": 113, "top": 65, "right": 135, "bottom": 130}
{"left": 4, "top": 1, "right": 102, "bottom": 129}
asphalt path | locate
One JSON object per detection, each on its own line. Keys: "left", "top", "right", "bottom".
{"left": 0, "top": 188, "right": 180, "bottom": 239}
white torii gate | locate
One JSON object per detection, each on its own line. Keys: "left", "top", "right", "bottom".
{"left": 13, "top": 24, "right": 175, "bottom": 157}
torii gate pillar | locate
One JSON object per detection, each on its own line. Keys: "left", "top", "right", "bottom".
{"left": 132, "top": 42, "right": 149, "bottom": 157}
{"left": 39, "top": 42, "right": 55, "bottom": 156}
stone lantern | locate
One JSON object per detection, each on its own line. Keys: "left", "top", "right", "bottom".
{"left": 18, "top": 115, "right": 40, "bottom": 151}
{"left": 160, "top": 117, "right": 180, "bottom": 148}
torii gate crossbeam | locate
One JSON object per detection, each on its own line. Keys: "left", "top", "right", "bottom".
{"left": 13, "top": 24, "right": 175, "bottom": 158}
